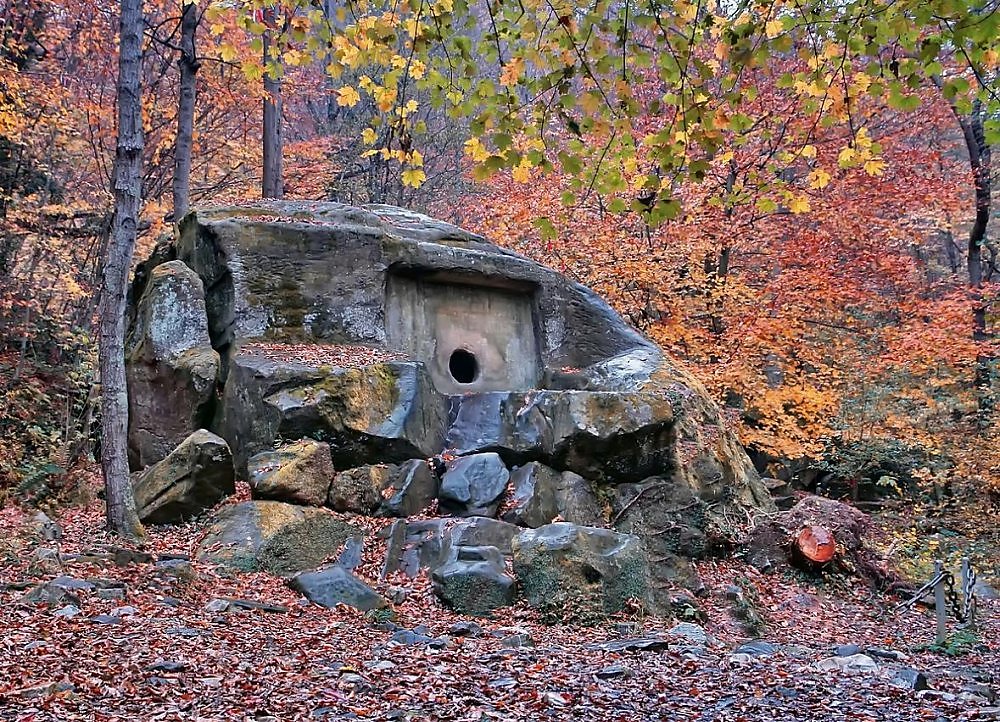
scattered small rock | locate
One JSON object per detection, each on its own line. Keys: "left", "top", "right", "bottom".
{"left": 449, "top": 621, "right": 483, "bottom": 637}
{"left": 147, "top": 660, "right": 188, "bottom": 673}
{"left": 91, "top": 614, "right": 122, "bottom": 625}
{"left": 96, "top": 587, "right": 127, "bottom": 601}
{"left": 112, "top": 605, "right": 137, "bottom": 616}
{"left": 53, "top": 604, "right": 80, "bottom": 619}
{"left": 835, "top": 644, "right": 861, "bottom": 657}
{"left": 735, "top": 640, "right": 777, "bottom": 657}
{"left": 596, "top": 664, "right": 631, "bottom": 679}
{"left": 891, "top": 668, "right": 930, "bottom": 691}
{"left": 591, "top": 638, "right": 671, "bottom": 653}
{"left": 501, "top": 633, "right": 535, "bottom": 649}
{"left": 205, "top": 598, "right": 231, "bottom": 613}
{"left": 816, "top": 653, "right": 878, "bottom": 673}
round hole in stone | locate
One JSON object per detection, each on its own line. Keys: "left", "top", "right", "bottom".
{"left": 449, "top": 349, "right": 479, "bottom": 384}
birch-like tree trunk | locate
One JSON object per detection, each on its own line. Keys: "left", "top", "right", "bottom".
{"left": 172, "top": 0, "right": 199, "bottom": 218}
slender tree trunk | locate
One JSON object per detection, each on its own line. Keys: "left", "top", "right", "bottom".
{"left": 261, "top": 30, "right": 283, "bottom": 199}
{"left": 955, "top": 104, "right": 993, "bottom": 417}
{"left": 100, "top": 0, "right": 145, "bottom": 539}
{"left": 172, "top": 0, "right": 199, "bottom": 219}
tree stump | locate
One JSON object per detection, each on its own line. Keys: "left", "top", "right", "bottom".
{"left": 794, "top": 525, "right": 836, "bottom": 566}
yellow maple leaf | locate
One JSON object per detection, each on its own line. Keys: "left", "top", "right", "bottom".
{"left": 765, "top": 19, "right": 784, "bottom": 38}
{"left": 401, "top": 168, "right": 427, "bottom": 188}
{"left": 511, "top": 159, "right": 533, "bottom": 183}
{"left": 220, "top": 43, "right": 237, "bottom": 63}
{"left": 801, "top": 144, "right": 817, "bottom": 159}
{"left": 838, "top": 146, "right": 856, "bottom": 168}
{"left": 787, "top": 194, "right": 811, "bottom": 214}
{"left": 807, "top": 168, "right": 832, "bottom": 189}
{"left": 464, "top": 137, "right": 490, "bottom": 162}
{"left": 863, "top": 158, "right": 886, "bottom": 176}
{"left": 337, "top": 86, "right": 362, "bottom": 107}
{"left": 361, "top": 128, "right": 377, "bottom": 145}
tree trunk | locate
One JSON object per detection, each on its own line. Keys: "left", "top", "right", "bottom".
{"left": 100, "top": 0, "right": 145, "bottom": 539}
{"left": 956, "top": 104, "right": 994, "bottom": 417}
{"left": 261, "top": 30, "right": 283, "bottom": 199}
{"left": 172, "top": 0, "right": 199, "bottom": 219}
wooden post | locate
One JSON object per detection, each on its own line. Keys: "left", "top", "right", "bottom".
{"left": 934, "top": 560, "right": 947, "bottom": 646}
{"left": 961, "top": 557, "right": 976, "bottom": 629}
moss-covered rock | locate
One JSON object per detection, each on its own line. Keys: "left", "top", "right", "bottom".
{"left": 131, "top": 429, "right": 234, "bottom": 524}
{"left": 512, "top": 523, "right": 647, "bottom": 623}
{"left": 247, "top": 439, "right": 333, "bottom": 506}
{"left": 126, "top": 260, "right": 219, "bottom": 470}
{"left": 196, "top": 500, "right": 361, "bottom": 576}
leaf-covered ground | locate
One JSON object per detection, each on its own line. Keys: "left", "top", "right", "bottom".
{"left": 1, "top": 481, "right": 997, "bottom": 722}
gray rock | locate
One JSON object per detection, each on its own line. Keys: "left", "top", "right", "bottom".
{"left": 50, "top": 576, "right": 95, "bottom": 591}
{"left": 381, "top": 518, "right": 451, "bottom": 579}
{"left": 217, "top": 349, "right": 449, "bottom": 476}
{"left": 111, "top": 605, "right": 137, "bottom": 617}
{"left": 148, "top": 660, "right": 188, "bottom": 673}
{"left": 669, "top": 622, "right": 709, "bottom": 647}
{"left": 91, "top": 614, "right": 121, "bottom": 625}
{"left": 53, "top": 604, "right": 80, "bottom": 618}
{"left": 131, "top": 429, "right": 235, "bottom": 524}
{"left": 289, "top": 566, "right": 387, "bottom": 612}
{"left": 335, "top": 536, "right": 364, "bottom": 571}
{"left": 836, "top": 644, "right": 862, "bottom": 657}
{"left": 390, "top": 630, "right": 448, "bottom": 648}
{"left": 596, "top": 664, "right": 632, "bottom": 679}
{"left": 500, "top": 633, "right": 535, "bottom": 648}
{"left": 205, "top": 598, "right": 231, "bottom": 613}
{"left": 128, "top": 203, "right": 773, "bottom": 565}
{"left": 379, "top": 459, "right": 438, "bottom": 517}
{"left": 443, "top": 517, "right": 520, "bottom": 556}
{"left": 891, "top": 668, "right": 930, "bottom": 691}
{"left": 431, "top": 545, "right": 517, "bottom": 615}
{"left": 96, "top": 588, "right": 126, "bottom": 601}
{"left": 816, "top": 654, "right": 879, "bottom": 673}
{"left": 449, "top": 621, "right": 484, "bottom": 637}
{"left": 735, "top": 640, "right": 778, "bottom": 656}
{"left": 502, "top": 462, "right": 560, "bottom": 527}
{"left": 196, "top": 501, "right": 362, "bottom": 576}
{"left": 512, "top": 523, "right": 647, "bottom": 619}
{"left": 328, "top": 464, "right": 394, "bottom": 514}
{"left": 126, "top": 260, "right": 219, "bottom": 470}
{"left": 590, "top": 638, "right": 671, "bottom": 653}
{"left": 154, "top": 558, "right": 196, "bottom": 582}
{"left": 247, "top": 439, "right": 334, "bottom": 507}
{"left": 439, "top": 453, "right": 509, "bottom": 516}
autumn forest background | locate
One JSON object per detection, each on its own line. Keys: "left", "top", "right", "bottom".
{"left": 3, "top": 0, "right": 998, "bottom": 561}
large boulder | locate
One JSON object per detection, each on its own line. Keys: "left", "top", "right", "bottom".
{"left": 126, "top": 203, "right": 773, "bottom": 551}
{"left": 217, "top": 347, "right": 448, "bottom": 475}
{"left": 247, "top": 439, "right": 333, "bottom": 507}
{"left": 512, "top": 523, "right": 648, "bottom": 622}
{"left": 132, "top": 429, "right": 234, "bottom": 524}
{"left": 327, "top": 464, "right": 394, "bottom": 514}
{"left": 381, "top": 516, "right": 519, "bottom": 579}
{"left": 126, "top": 260, "right": 219, "bottom": 469}
{"left": 432, "top": 545, "right": 516, "bottom": 615}
{"left": 378, "top": 459, "right": 438, "bottom": 517}
{"left": 196, "top": 501, "right": 361, "bottom": 575}
{"left": 503, "top": 462, "right": 604, "bottom": 528}
{"left": 439, "top": 453, "right": 509, "bottom": 516}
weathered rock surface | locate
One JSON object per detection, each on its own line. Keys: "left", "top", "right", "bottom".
{"left": 379, "top": 459, "right": 438, "bottom": 517}
{"left": 218, "top": 348, "right": 448, "bottom": 475}
{"left": 126, "top": 261, "right": 219, "bottom": 470}
{"left": 289, "top": 566, "right": 387, "bottom": 611}
{"left": 512, "top": 523, "right": 647, "bottom": 620}
{"left": 503, "top": 462, "right": 604, "bottom": 527}
{"left": 132, "top": 430, "right": 234, "bottom": 524}
{"left": 327, "top": 464, "right": 394, "bottom": 514}
{"left": 127, "top": 202, "right": 774, "bottom": 550}
{"left": 196, "top": 501, "right": 361, "bottom": 575}
{"left": 439, "top": 453, "right": 509, "bottom": 516}
{"left": 247, "top": 439, "right": 333, "bottom": 507}
{"left": 432, "top": 545, "right": 516, "bottom": 615}
{"left": 381, "top": 517, "right": 519, "bottom": 580}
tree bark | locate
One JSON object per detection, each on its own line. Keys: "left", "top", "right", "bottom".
{"left": 261, "top": 30, "right": 283, "bottom": 199}
{"left": 955, "top": 103, "right": 994, "bottom": 416}
{"left": 172, "top": 0, "right": 200, "bottom": 219}
{"left": 100, "top": 0, "right": 145, "bottom": 539}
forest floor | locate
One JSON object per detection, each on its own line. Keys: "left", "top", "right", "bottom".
{"left": 1, "top": 474, "right": 998, "bottom": 722}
